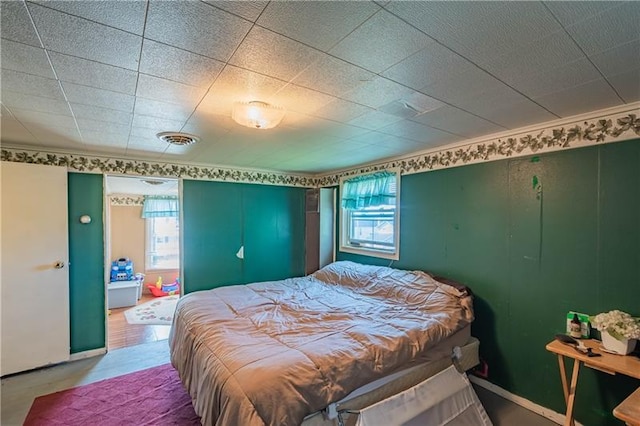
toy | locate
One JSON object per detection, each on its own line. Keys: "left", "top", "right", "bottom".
{"left": 110, "top": 258, "right": 133, "bottom": 281}
{"left": 147, "top": 278, "right": 180, "bottom": 297}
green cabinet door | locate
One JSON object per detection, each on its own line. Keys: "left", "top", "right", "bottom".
{"left": 182, "top": 180, "right": 243, "bottom": 293}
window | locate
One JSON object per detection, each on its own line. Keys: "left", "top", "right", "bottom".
{"left": 142, "top": 195, "right": 180, "bottom": 270}
{"left": 146, "top": 216, "right": 180, "bottom": 270}
{"left": 339, "top": 170, "right": 400, "bottom": 260}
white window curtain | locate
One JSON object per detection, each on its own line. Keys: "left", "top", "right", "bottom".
{"left": 141, "top": 196, "right": 179, "bottom": 218}
{"left": 341, "top": 171, "right": 396, "bottom": 210}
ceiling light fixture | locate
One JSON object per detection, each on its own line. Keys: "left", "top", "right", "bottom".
{"left": 232, "top": 101, "right": 285, "bottom": 130}
{"left": 156, "top": 132, "right": 199, "bottom": 146}
{"left": 142, "top": 179, "right": 166, "bottom": 186}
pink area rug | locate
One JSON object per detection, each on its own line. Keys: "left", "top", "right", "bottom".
{"left": 24, "top": 364, "right": 200, "bottom": 425}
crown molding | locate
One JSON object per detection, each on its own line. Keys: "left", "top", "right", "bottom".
{"left": 316, "top": 102, "right": 640, "bottom": 186}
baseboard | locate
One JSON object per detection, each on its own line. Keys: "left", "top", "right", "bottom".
{"left": 69, "top": 347, "right": 107, "bottom": 361}
{"left": 469, "top": 375, "right": 584, "bottom": 426}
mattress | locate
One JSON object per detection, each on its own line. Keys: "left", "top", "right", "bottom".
{"left": 170, "top": 261, "right": 475, "bottom": 426}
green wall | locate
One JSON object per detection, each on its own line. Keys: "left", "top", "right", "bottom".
{"left": 182, "top": 180, "right": 306, "bottom": 293}
{"left": 337, "top": 139, "right": 640, "bottom": 426}
{"left": 68, "top": 172, "right": 105, "bottom": 353}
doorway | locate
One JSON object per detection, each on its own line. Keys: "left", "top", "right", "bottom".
{"left": 104, "top": 175, "right": 181, "bottom": 350}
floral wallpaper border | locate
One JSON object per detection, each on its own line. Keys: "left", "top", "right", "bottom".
{"left": 0, "top": 149, "right": 319, "bottom": 188}
{"left": 318, "top": 111, "right": 640, "bottom": 186}
{"left": 2, "top": 109, "right": 638, "bottom": 188}
{"left": 109, "top": 195, "right": 144, "bottom": 206}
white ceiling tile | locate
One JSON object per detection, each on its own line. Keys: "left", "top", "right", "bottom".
{"left": 204, "top": 1, "right": 268, "bottom": 22}
{"left": 24, "top": 125, "right": 84, "bottom": 148}
{"left": 82, "top": 130, "right": 128, "bottom": 147}
{"left": 411, "top": 105, "right": 506, "bottom": 139}
{"left": 330, "top": 10, "right": 435, "bottom": 74}
{"left": 10, "top": 108, "right": 77, "bottom": 129}
{"left": 181, "top": 111, "right": 235, "bottom": 141}
{"left": 563, "top": 2, "right": 640, "bottom": 55}
{"left": 145, "top": 1, "right": 251, "bottom": 62}
{"left": 32, "top": 0, "right": 147, "bottom": 35}
{"left": 70, "top": 103, "right": 133, "bottom": 126}
{"left": 136, "top": 74, "right": 207, "bottom": 106}
{"left": 348, "top": 110, "right": 404, "bottom": 131}
{"left": 28, "top": 3, "right": 142, "bottom": 70}
{"left": 0, "top": 2, "right": 40, "bottom": 46}
{"left": 350, "top": 131, "right": 417, "bottom": 148}
{"left": 292, "top": 55, "right": 374, "bottom": 97}
{"left": 1, "top": 69, "right": 64, "bottom": 99}
{"left": 420, "top": 67, "right": 508, "bottom": 108}
{"left": 386, "top": 2, "right": 562, "bottom": 65}
{"left": 590, "top": 39, "right": 640, "bottom": 78}
{"left": 607, "top": 68, "right": 640, "bottom": 103}
{"left": 543, "top": 1, "right": 625, "bottom": 27}
{"left": 1, "top": 91, "right": 71, "bottom": 116}
{"left": 534, "top": 78, "right": 624, "bottom": 117}
{"left": 131, "top": 114, "right": 186, "bottom": 132}
{"left": 481, "top": 32, "right": 586, "bottom": 83}
{"left": 269, "top": 84, "right": 335, "bottom": 116}
{"left": 229, "top": 26, "right": 323, "bottom": 82}
{"left": 378, "top": 119, "right": 457, "bottom": 144}
{"left": 139, "top": 40, "right": 225, "bottom": 88}
{"left": 130, "top": 126, "right": 164, "bottom": 141}
{"left": 341, "top": 77, "right": 414, "bottom": 109}
{"left": 62, "top": 82, "right": 135, "bottom": 112}
{"left": 378, "top": 93, "right": 444, "bottom": 119}
{"left": 257, "top": 1, "right": 380, "bottom": 51}
{"left": 49, "top": 52, "right": 138, "bottom": 95}
{"left": 381, "top": 43, "right": 474, "bottom": 90}
{"left": 1, "top": 39, "right": 54, "bottom": 79}
{"left": 471, "top": 99, "right": 557, "bottom": 129}
{"left": 0, "top": 117, "right": 39, "bottom": 145}
{"left": 76, "top": 119, "right": 130, "bottom": 136}
{"left": 506, "top": 58, "right": 602, "bottom": 99}
{"left": 198, "top": 65, "right": 288, "bottom": 116}
{"left": 134, "top": 98, "right": 194, "bottom": 122}
{"left": 312, "top": 99, "right": 373, "bottom": 122}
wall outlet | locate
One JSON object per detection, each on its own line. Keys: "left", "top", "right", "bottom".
{"left": 566, "top": 311, "right": 590, "bottom": 338}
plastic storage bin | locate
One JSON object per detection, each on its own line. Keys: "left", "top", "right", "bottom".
{"left": 108, "top": 280, "right": 139, "bottom": 309}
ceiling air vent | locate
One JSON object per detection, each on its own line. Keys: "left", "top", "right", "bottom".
{"left": 156, "top": 132, "right": 199, "bottom": 146}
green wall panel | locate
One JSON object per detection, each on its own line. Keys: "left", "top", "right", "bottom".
{"left": 68, "top": 172, "right": 105, "bottom": 353}
{"left": 336, "top": 139, "right": 640, "bottom": 425}
{"left": 182, "top": 180, "right": 305, "bottom": 294}
{"left": 182, "top": 180, "right": 243, "bottom": 292}
{"left": 243, "top": 184, "right": 305, "bottom": 283}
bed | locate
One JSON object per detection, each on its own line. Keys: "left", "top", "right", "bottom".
{"left": 169, "top": 261, "right": 477, "bottom": 426}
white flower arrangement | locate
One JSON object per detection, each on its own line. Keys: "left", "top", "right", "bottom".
{"left": 590, "top": 310, "right": 640, "bottom": 341}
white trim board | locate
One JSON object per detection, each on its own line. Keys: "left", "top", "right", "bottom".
{"left": 469, "top": 375, "right": 584, "bottom": 426}
{"left": 69, "top": 347, "right": 107, "bottom": 362}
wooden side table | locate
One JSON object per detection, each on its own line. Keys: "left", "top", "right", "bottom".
{"left": 546, "top": 339, "right": 640, "bottom": 426}
{"left": 614, "top": 387, "right": 640, "bottom": 426}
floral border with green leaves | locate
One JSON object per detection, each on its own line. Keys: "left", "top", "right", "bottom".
{"left": 317, "top": 112, "right": 640, "bottom": 186}
{"left": 0, "top": 149, "right": 319, "bottom": 188}
{"left": 109, "top": 195, "right": 144, "bottom": 206}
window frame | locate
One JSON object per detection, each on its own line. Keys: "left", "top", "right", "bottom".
{"left": 145, "top": 216, "right": 180, "bottom": 271}
{"left": 339, "top": 169, "right": 400, "bottom": 260}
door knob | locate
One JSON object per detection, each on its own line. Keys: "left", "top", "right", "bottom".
{"left": 54, "top": 261, "right": 65, "bottom": 269}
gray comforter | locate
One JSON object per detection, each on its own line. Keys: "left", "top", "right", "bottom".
{"left": 169, "top": 261, "right": 474, "bottom": 426}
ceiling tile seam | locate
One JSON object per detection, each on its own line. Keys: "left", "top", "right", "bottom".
{"left": 24, "top": 0, "right": 145, "bottom": 38}
{"left": 380, "top": 4, "right": 563, "bottom": 120}
{"left": 126, "top": 1, "right": 165, "bottom": 157}
{"left": 199, "top": 0, "right": 260, "bottom": 24}
{"left": 177, "top": 14, "right": 259, "bottom": 137}
{"left": 0, "top": 102, "right": 42, "bottom": 143}
{"left": 540, "top": 1, "right": 626, "bottom": 104}
{"left": 22, "top": 0, "right": 86, "bottom": 149}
